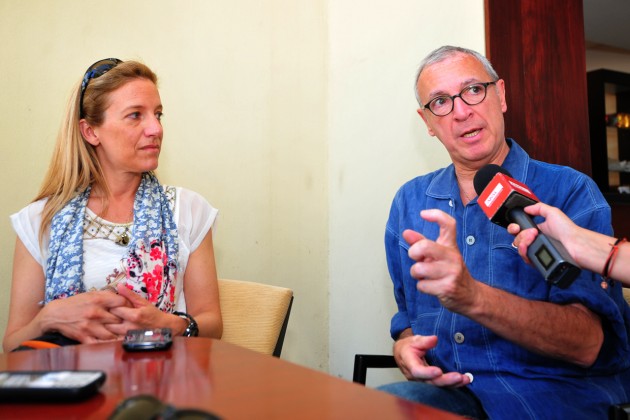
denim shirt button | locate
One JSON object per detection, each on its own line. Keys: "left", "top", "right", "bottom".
{"left": 464, "top": 372, "right": 474, "bottom": 383}
{"left": 449, "top": 199, "right": 454, "bottom": 207}
{"left": 454, "top": 332, "right": 465, "bottom": 343}
{"left": 466, "top": 235, "right": 475, "bottom": 245}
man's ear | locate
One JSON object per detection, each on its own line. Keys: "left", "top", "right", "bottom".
{"left": 79, "top": 120, "right": 99, "bottom": 146}
{"left": 496, "top": 79, "right": 508, "bottom": 113}
{"left": 417, "top": 109, "right": 436, "bottom": 137}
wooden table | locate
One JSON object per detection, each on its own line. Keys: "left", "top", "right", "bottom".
{"left": 0, "top": 337, "right": 462, "bottom": 419}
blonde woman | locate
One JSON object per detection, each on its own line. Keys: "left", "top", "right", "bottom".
{"left": 4, "top": 59, "right": 222, "bottom": 352}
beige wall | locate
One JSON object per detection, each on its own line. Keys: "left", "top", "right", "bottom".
{"left": 0, "top": 0, "right": 484, "bottom": 379}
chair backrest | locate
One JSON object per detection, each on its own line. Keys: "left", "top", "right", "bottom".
{"left": 218, "top": 278, "right": 293, "bottom": 357}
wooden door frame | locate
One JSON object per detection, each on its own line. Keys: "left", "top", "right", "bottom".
{"left": 484, "top": 0, "right": 590, "bottom": 175}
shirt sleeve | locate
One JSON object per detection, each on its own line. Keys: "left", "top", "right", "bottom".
{"left": 385, "top": 190, "right": 412, "bottom": 339}
{"left": 10, "top": 200, "right": 46, "bottom": 266}
{"left": 176, "top": 188, "right": 219, "bottom": 254}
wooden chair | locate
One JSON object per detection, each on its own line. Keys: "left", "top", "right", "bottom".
{"left": 218, "top": 278, "right": 293, "bottom": 357}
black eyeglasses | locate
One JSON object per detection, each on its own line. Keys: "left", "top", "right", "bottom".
{"left": 79, "top": 58, "right": 123, "bottom": 118}
{"left": 422, "top": 81, "right": 497, "bottom": 117}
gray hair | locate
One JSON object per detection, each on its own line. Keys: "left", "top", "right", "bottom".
{"left": 414, "top": 45, "right": 500, "bottom": 106}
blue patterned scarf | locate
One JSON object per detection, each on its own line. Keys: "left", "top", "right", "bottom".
{"left": 45, "top": 173, "right": 179, "bottom": 312}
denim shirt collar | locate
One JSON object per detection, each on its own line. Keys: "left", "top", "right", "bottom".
{"left": 425, "top": 138, "right": 531, "bottom": 201}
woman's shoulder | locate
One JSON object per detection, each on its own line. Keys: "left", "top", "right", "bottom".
{"left": 11, "top": 197, "right": 47, "bottom": 221}
{"left": 165, "top": 186, "right": 218, "bottom": 242}
{"left": 10, "top": 198, "right": 48, "bottom": 261}
{"left": 164, "top": 186, "right": 211, "bottom": 206}
{"left": 164, "top": 186, "right": 218, "bottom": 217}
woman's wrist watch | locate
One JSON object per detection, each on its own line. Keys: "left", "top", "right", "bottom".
{"left": 173, "top": 311, "right": 199, "bottom": 337}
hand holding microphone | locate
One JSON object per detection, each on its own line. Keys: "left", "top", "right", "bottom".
{"left": 509, "top": 202, "right": 630, "bottom": 287}
{"left": 507, "top": 202, "right": 580, "bottom": 265}
{"left": 473, "top": 164, "right": 581, "bottom": 288}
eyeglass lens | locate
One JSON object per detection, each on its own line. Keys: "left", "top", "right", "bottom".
{"left": 427, "top": 82, "right": 494, "bottom": 116}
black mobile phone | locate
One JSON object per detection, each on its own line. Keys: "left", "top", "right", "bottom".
{"left": 122, "top": 328, "right": 173, "bottom": 352}
{"left": 0, "top": 370, "right": 106, "bottom": 402}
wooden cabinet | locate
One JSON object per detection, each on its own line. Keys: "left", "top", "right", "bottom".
{"left": 587, "top": 69, "right": 630, "bottom": 237}
{"left": 587, "top": 69, "right": 630, "bottom": 198}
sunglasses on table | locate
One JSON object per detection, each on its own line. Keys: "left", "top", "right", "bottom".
{"left": 109, "top": 394, "right": 221, "bottom": 420}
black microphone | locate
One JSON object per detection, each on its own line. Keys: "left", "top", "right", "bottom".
{"left": 473, "top": 164, "right": 581, "bottom": 288}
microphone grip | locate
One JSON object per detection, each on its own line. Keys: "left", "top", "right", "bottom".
{"left": 507, "top": 207, "right": 538, "bottom": 230}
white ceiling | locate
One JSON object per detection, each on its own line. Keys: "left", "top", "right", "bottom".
{"left": 584, "top": 0, "right": 630, "bottom": 51}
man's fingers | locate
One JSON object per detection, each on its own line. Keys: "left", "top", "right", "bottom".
{"left": 420, "top": 209, "right": 457, "bottom": 247}
{"left": 427, "top": 372, "right": 471, "bottom": 388}
{"left": 408, "top": 243, "right": 455, "bottom": 276}
{"left": 402, "top": 229, "right": 424, "bottom": 245}
{"left": 407, "top": 364, "right": 443, "bottom": 380}
{"left": 409, "top": 334, "right": 438, "bottom": 348}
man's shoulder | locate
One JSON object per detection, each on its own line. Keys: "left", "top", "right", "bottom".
{"left": 525, "top": 159, "right": 610, "bottom": 228}
{"left": 527, "top": 157, "right": 586, "bottom": 177}
{"left": 525, "top": 159, "right": 600, "bottom": 198}
{"left": 395, "top": 167, "right": 450, "bottom": 196}
{"left": 507, "top": 138, "right": 592, "bottom": 183}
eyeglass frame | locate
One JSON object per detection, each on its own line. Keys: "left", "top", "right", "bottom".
{"left": 78, "top": 58, "right": 123, "bottom": 118}
{"left": 420, "top": 81, "right": 497, "bottom": 117}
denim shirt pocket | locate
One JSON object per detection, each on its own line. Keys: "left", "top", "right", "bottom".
{"left": 490, "top": 240, "right": 550, "bottom": 299}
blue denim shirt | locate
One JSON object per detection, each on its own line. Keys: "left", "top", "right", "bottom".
{"left": 385, "top": 139, "right": 630, "bottom": 419}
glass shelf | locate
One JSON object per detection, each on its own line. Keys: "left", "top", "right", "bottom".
{"left": 608, "top": 159, "right": 630, "bottom": 173}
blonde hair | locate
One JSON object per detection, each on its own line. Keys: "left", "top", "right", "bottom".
{"left": 35, "top": 60, "right": 158, "bottom": 243}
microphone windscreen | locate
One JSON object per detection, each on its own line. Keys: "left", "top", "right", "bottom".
{"left": 473, "top": 164, "right": 512, "bottom": 195}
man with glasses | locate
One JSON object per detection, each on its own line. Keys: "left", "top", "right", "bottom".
{"left": 378, "top": 45, "right": 630, "bottom": 419}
